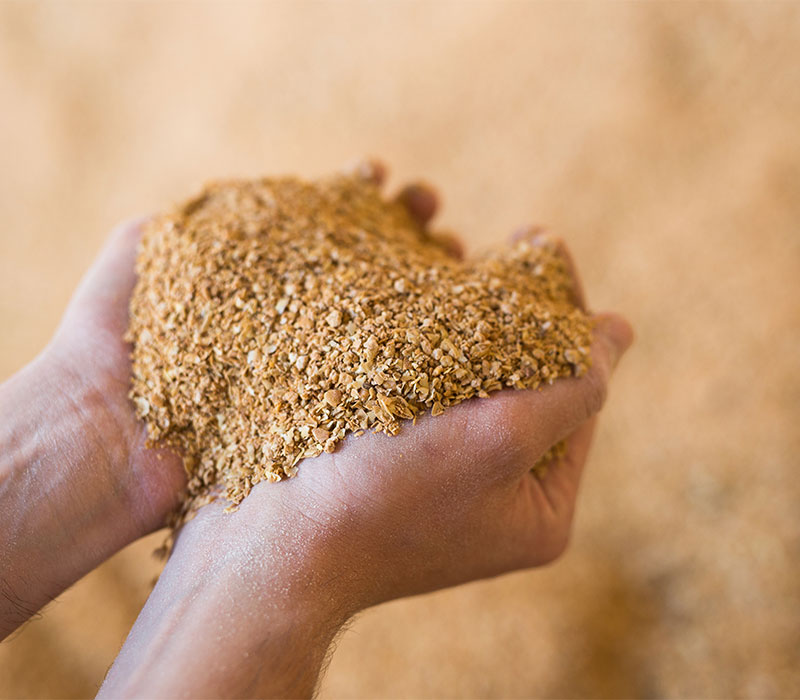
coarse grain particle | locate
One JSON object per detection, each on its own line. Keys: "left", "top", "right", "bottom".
{"left": 324, "top": 389, "right": 343, "bottom": 406}
{"left": 127, "top": 169, "right": 593, "bottom": 523}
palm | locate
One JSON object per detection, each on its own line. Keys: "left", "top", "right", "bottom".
{"left": 52, "top": 220, "right": 186, "bottom": 533}
{"left": 239, "top": 386, "right": 594, "bottom": 607}
{"left": 51, "top": 167, "right": 622, "bottom": 554}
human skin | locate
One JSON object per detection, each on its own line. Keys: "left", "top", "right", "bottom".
{"left": 0, "top": 218, "right": 186, "bottom": 641}
{"left": 0, "top": 167, "right": 631, "bottom": 697}
{"left": 99, "top": 318, "right": 628, "bottom": 699}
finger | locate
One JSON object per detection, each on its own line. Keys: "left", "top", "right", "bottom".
{"left": 511, "top": 227, "right": 586, "bottom": 310}
{"left": 521, "top": 417, "right": 597, "bottom": 548}
{"left": 496, "top": 312, "right": 633, "bottom": 471}
{"left": 63, "top": 218, "right": 147, "bottom": 338}
{"left": 429, "top": 231, "right": 465, "bottom": 260}
{"left": 541, "top": 312, "right": 632, "bottom": 432}
{"left": 553, "top": 239, "right": 587, "bottom": 311}
{"left": 396, "top": 183, "right": 438, "bottom": 227}
{"left": 536, "top": 416, "right": 597, "bottom": 515}
{"left": 397, "top": 183, "right": 464, "bottom": 259}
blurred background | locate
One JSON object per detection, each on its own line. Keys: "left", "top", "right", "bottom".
{"left": 1, "top": 2, "right": 799, "bottom": 697}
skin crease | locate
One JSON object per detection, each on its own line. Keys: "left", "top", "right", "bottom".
{"left": 0, "top": 164, "right": 632, "bottom": 698}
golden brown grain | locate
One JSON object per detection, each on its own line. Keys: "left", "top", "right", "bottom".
{"left": 127, "top": 170, "right": 592, "bottom": 521}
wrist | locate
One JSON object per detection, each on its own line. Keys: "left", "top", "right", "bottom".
{"left": 0, "top": 350, "right": 152, "bottom": 637}
{"left": 102, "top": 496, "right": 351, "bottom": 698}
{"left": 177, "top": 494, "right": 358, "bottom": 623}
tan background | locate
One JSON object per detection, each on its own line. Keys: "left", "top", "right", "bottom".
{"left": 1, "top": 1, "right": 799, "bottom": 698}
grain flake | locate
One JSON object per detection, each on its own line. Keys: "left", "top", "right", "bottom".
{"left": 127, "top": 170, "right": 593, "bottom": 523}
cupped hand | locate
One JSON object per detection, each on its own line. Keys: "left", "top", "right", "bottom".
{"left": 176, "top": 301, "right": 631, "bottom": 615}
{"left": 173, "top": 172, "right": 632, "bottom": 612}
{"left": 0, "top": 160, "right": 452, "bottom": 641}
{"left": 41, "top": 161, "right": 449, "bottom": 538}
{"left": 100, "top": 167, "right": 632, "bottom": 698}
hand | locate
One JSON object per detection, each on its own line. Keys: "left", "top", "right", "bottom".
{"left": 0, "top": 162, "right": 458, "bottom": 641}
{"left": 0, "top": 219, "right": 187, "bottom": 640}
{"left": 49, "top": 219, "right": 190, "bottom": 527}
{"left": 101, "top": 178, "right": 633, "bottom": 698}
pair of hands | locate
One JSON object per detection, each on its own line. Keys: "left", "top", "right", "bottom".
{"left": 0, "top": 168, "right": 631, "bottom": 697}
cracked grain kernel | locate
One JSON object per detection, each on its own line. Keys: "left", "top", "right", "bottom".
{"left": 326, "top": 309, "right": 343, "bottom": 327}
{"left": 312, "top": 427, "right": 330, "bottom": 442}
{"left": 127, "top": 169, "right": 592, "bottom": 524}
{"left": 324, "top": 389, "right": 343, "bottom": 406}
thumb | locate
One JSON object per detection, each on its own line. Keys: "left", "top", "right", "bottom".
{"left": 508, "top": 311, "right": 633, "bottom": 467}
{"left": 568, "top": 312, "right": 634, "bottom": 425}
{"left": 535, "top": 313, "right": 633, "bottom": 508}
{"left": 592, "top": 312, "right": 634, "bottom": 374}
{"left": 59, "top": 218, "right": 147, "bottom": 341}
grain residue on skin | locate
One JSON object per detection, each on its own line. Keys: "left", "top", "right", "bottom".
{"left": 126, "top": 170, "right": 592, "bottom": 522}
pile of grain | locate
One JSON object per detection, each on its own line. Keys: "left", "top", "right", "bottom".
{"left": 127, "top": 170, "right": 593, "bottom": 519}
